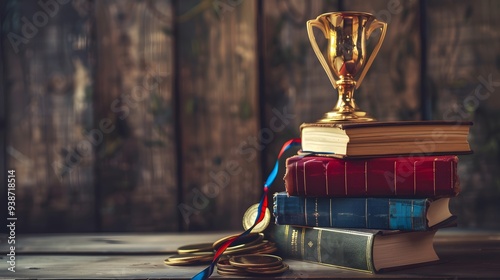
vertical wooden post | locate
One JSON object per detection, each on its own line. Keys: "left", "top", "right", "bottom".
{"left": 3, "top": 0, "right": 97, "bottom": 232}
{"left": 419, "top": 0, "right": 431, "bottom": 120}
{"left": 93, "top": 0, "right": 177, "bottom": 231}
{"left": 175, "top": 0, "right": 261, "bottom": 230}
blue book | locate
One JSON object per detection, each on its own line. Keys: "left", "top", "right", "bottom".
{"left": 273, "top": 192, "right": 455, "bottom": 231}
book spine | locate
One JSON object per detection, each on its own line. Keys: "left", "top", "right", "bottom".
{"left": 273, "top": 193, "right": 429, "bottom": 231}
{"left": 284, "top": 155, "right": 459, "bottom": 197}
{"left": 273, "top": 225, "right": 375, "bottom": 273}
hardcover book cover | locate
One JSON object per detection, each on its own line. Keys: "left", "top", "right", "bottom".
{"left": 272, "top": 225, "right": 439, "bottom": 273}
{"left": 300, "top": 121, "right": 473, "bottom": 157}
{"left": 284, "top": 155, "right": 460, "bottom": 197}
{"left": 273, "top": 192, "right": 456, "bottom": 231}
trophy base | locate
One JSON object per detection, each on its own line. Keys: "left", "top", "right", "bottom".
{"left": 318, "top": 110, "right": 375, "bottom": 123}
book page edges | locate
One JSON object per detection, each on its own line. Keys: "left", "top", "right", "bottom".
{"left": 427, "top": 197, "right": 452, "bottom": 227}
{"left": 372, "top": 230, "right": 438, "bottom": 272}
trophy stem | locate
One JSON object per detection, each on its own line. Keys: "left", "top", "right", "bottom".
{"left": 318, "top": 81, "right": 375, "bottom": 123}
{"left": 335, "top": 82, "right": 357, "bottom": 113}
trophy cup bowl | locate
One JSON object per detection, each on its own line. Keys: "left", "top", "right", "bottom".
{"left": 307, "top": 12, "right": 387, "bottom": 122}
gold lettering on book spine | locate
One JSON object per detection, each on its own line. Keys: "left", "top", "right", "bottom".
{"left": 290, "top": 227, "right": 298, "bottom": 256}
{"left": 314, "top": 198, "right": 320, "bottom": 226}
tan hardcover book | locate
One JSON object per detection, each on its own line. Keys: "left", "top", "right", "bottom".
{"left": 300, "top": 121, "right": 473, "bottom": 157}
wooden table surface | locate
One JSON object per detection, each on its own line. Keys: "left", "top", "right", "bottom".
{"left": 1, "top": 228, "right": 499, "bottom": 279}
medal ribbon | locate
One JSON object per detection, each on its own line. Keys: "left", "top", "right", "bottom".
{"left": 191, "top": 138, "right": 301, "bottom": 280}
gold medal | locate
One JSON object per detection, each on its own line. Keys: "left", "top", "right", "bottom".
{"left": 246, "top": 263, "right": 289, "bottom": 275}
{"left": 216, "top": 268, "right": 250, "bottom": 276}
{"left": 216, "top": 258, "right": 234, "bottom": 270}
{"left": 229, "top": 254, "right": 283, "bottom": 268}
{"left": 216, "top": 265, "right": 246, "bottom": 273}
{"left": 167, "top": 252, "right": 213, "bottom": 261}
{"left": 242, "top": 203, "right": 271, "bottom": 233}
{"left": 177, "top": 243, "right": 214, "bottom": 254}
{"left": 252, "top": 243, "right": 278, "bottom": 254}
{"left": 224, "top": 239, "right": 267, "bottom": 255}
{"left": 212, "top": 232, "right": 262, "bottom": 251}
{"left": 215, "top": 253, "right": 288, "bottom": 276}
{"left": 164, "top": 252, "right": 214, "bottom": 266}
{"left": 244, "top": 263, "right": 284, "bottom": 272}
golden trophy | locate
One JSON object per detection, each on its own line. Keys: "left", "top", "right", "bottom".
{"left": 307, "top": 12, "right": 387, "bottom": 122}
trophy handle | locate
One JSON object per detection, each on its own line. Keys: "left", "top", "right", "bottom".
{"left": 355, "top": 19, "right": 387, "bottom": 89}
{"left": 307, "top": 19, "right": 338, "bottom": 89}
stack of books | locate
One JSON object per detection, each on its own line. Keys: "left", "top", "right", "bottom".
{"left": 272, "top": 120, "right": 472, "bottom": 273}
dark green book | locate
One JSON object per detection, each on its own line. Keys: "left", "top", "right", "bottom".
{"left": 273, "top": 225, "right": 439, "bottom": 273}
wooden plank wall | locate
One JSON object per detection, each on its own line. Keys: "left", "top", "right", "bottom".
{"left": 2, "top": 0, "right": 500, "bottom": 232}
{"left": 92, "top": 0, "right": 177, "bottom": 232}
{"left": 175, "top": 0, "right": 260, "bottom": 231}
{"left": 3, "top": 0, "right": 96, "bottom": 232}
{"left": 2, "top": 0, "right": 178, "bottom": 233}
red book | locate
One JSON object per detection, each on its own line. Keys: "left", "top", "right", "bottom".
{"left": 284, "top": 155, "right": 460, "bottom": 197}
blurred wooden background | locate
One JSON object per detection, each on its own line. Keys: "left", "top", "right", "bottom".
{"left": 1, "top": 0, "right": 499, "bottom": 233}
